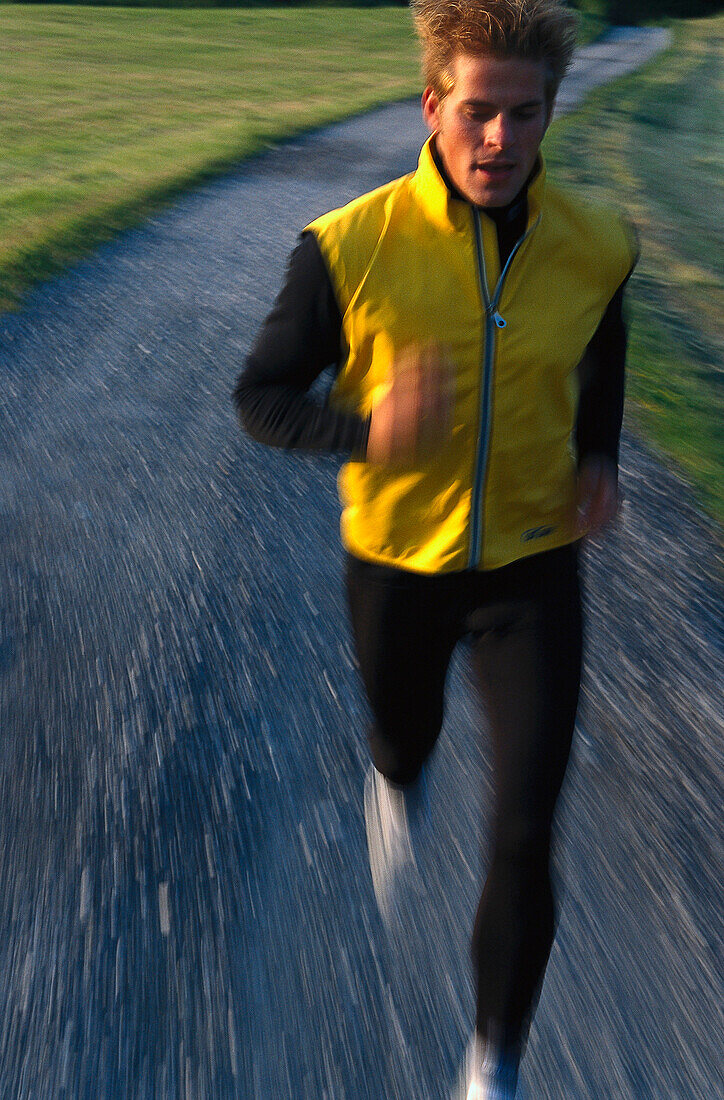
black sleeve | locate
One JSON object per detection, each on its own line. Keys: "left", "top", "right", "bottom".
{"left": 233, "top": 232, "right": 370, "bottom": 456}
{"left": 575, "top": 279, "right": 629, "bottom": 471}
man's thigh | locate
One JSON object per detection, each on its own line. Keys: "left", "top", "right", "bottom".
{"left": 345, "top": 555, "right": 460, "bottom": 782}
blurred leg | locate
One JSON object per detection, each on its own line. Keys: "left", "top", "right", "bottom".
{"left": 345, "top": 555, "right": 459, "bottom": 784}
{"left": 469, "top": 546, "right": 583, "bottom": 1041}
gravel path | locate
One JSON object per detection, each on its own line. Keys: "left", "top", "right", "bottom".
{"left": 1, "top": 26, "right": 721, "bottom": 1100}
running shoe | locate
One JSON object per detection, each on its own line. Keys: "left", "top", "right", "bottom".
{"left": 454, "top": 1033, "right": 525, "bottom": 1100}
{"left": 363, "top": 764, "right": 430, "bottom": 925}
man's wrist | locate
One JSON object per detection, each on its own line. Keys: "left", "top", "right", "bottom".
{"left": 579, "top": 452, "right": 618, "bottom": 479}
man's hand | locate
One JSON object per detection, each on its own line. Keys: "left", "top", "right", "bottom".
{"left": 366, "top": 344, "right": 454, "bottom": 465}
{"left": 575, "top": 455, "right": 620, "bottom": 537}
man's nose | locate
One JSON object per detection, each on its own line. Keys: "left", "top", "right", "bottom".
{"left": 484, "top": 113, "right": 514, "bottom": 150}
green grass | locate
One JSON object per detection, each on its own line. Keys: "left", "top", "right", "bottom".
{"left": 0, "top": 5, "right": 421, "bottom": 309}
{"left": 544, "top": 15, "right": 723, "bottom": 524}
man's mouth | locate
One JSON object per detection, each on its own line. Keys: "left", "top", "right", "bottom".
{"left": 475, "top": 161, "right": 516, "bottom": 177}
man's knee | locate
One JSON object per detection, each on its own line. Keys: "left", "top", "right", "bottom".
{"left": 491, "top": 815, "right": 553, "bottom": 872}
{"left": 368, "top": 710, "right": 442, "bottom": 784}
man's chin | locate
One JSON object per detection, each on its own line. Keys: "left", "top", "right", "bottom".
{"left": 467, "top": 180, "right": 518, "bottom": 209}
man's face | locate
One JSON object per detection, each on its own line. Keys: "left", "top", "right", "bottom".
{"left": 422, "top": 52, "right": 551, "bottom": 208}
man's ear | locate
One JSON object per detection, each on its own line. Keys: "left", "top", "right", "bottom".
{"left": 421, "top": 86, "right": 442, "bottom": 133}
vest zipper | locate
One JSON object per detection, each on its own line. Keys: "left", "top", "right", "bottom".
{"left": 468, "top": 210, "right": 542, "bottom": 568}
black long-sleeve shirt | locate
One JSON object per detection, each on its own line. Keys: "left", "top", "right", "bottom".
{"left": 235, "top": 215, "right": 628, "bottom": 469}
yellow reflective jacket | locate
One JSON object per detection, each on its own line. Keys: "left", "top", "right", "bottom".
{"left": 306, "top": 137, "right": 637, "bottom": 573}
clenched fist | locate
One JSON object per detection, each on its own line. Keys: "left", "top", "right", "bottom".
{"left": 366, "top": 344, "right": 454, "bottom": 465}
{"left": 575, "top": 455, "right": 621, "bottom": 537}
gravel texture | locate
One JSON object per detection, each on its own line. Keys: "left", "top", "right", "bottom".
{"left": 1, "top": 27, "right": 721, "bottom": 1100}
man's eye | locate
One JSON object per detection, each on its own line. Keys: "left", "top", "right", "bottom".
{"left": 514, "top": 110, "right": 539, "bottom": 121}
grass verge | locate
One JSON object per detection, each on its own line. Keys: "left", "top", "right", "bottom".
{"left": 544, "top": 15, "right": 723, "bottom": 524}
{"left": 0, "top": 5, "right": 421, "bottom": 310}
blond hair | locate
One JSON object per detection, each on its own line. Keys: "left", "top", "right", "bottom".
{"left": 411, "top": 0, "right": 578, "bottom": 103}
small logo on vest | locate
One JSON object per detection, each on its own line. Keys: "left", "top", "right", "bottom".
{"left": 521, "top": 525, "right": 555, "bottom": 542}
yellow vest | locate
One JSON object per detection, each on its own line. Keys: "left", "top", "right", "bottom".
{"left": 306, "top": 137, "right": 636, "bottom": 573}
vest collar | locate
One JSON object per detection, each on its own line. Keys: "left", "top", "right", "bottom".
{"left": 412, "top": 134, "right": 546, "bottom": 232}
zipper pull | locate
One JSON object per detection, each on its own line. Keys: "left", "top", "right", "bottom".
{"left": 493, "top": 311, "right": 507, "bottom": 329}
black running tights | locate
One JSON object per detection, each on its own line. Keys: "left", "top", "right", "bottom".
{"left": 345, "top": 544, "right": 583, "bottom": 1042}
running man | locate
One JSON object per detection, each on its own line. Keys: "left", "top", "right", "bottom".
{"left": 234, "top": 2, "right": 636, "bottom": 1096}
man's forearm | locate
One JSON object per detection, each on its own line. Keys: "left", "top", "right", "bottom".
{"left": 575, "top": 280, "right": 628, "bottom": 472}
{"left": 235, "top": 377, "right": 369, "bottom": 454}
